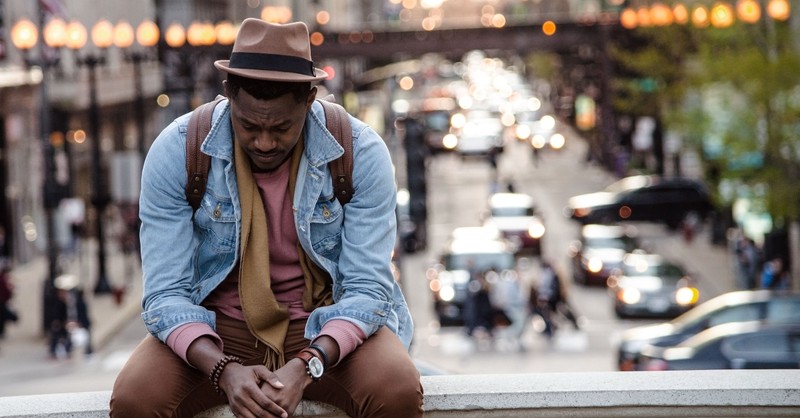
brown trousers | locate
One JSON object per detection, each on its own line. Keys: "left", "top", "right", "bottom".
{"left": 110, "top": 314, "right": 424, "bottom": 417}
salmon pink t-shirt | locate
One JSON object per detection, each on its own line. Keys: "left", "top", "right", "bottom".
{"left": 168, "top": 156, "right": 364, "bottom": 365}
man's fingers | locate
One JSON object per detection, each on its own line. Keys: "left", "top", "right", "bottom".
{"left": 255, "top": 367, "right": 284, "bottom": 389}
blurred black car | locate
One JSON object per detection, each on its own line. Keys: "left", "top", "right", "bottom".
{"left": 638, "top": 321, "right": 800, "bottom": 371}
{"left": 568, "top": 224, "right": 642, "bottom": 286}
{"left": 616, "top": 290, "right": 800, "bottom": 371}
{"left": 607, "top": 252, "right": 699, "bottom": 319}
{"left": 426, "top": 234, "right": 516, "bottom": 326}
{"left": 483, "top": 193, "right": 545, "bottom": 256}
{"left": 566, "top": 175, "right": 714, "bottom": 229}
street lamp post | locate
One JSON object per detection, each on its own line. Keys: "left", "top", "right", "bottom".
{"left": 113, "top": 20, "right": 160, "bottom": 163}
{"left": 10, "top": 15, "right": 68, "bottom": 332}
{"left": 65, "top": 19, "right": 114, "bottom": 295}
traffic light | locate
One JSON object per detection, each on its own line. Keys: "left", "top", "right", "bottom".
{"left": 404, "top": 116, "right": 428, "bottom": 250}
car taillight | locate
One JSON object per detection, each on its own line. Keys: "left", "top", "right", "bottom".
{"left": 573, "top": 207, "right": 592, "bottom": 218}
{"left": 619, "top": 359, "right": 636, "bottom": 371}
{"left": 642, "top": 358, "right": 669, "bottom": 371}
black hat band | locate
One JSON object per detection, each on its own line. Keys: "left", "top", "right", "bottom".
{"left": 229, "top": 52, "right": 315, "bottom": 76}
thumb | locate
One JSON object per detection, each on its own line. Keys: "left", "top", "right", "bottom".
{"left": 254, "top": 367, "right": 284, "bottom": 389}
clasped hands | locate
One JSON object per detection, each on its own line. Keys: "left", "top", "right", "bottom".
{"left": 219, "top": 358, "right": 311, "bottom": 418}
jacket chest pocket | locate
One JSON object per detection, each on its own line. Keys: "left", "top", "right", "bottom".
{"left": 195, "top": 195, "right": 237, "bottom": 253}
{"left": 310, "top": 199, "right": 343, "bottom": 258}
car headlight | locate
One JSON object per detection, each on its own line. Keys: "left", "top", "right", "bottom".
{"left": 515, "top": 124, "right": 531, "bottom": 140}
{"left": 442, "top": 133, "right": 458, "bottom": 149}
{"left": 549, "top": 133, "right": 565, "bottom": 149}
{"left": 527, "top": 222, "right": 545, "bottom": 239}
{"left": 675, "top": 287, "right": 699, "bottom": 306}
{"left": 587, "top": 257, "right": 603, "bottom": 273}
{"left": 619, "top": 288, "right": 641, "bottom": 304}
{"left": 531, "top": 134, "right": 547, "bottom": 149}
{"left": 438, "top": 285, "right": 455, "bottom": 302}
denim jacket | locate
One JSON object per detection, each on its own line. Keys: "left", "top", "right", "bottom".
{"left": 139, "top": 99, "right": 413, "bottom": 349}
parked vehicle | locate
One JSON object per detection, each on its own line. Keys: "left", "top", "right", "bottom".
{"left": 568, "top": 224, "right": 642, "bottom": 286}
{"left": 426, "top": 234, "right": 517, "bottom": 326}
{"left": 483, "top": 193, "right": 545, "bottom": 256}
{"left": 638, "top": 321, "right": 800, "bottom": 371}
{"left": 566, "top": 175, "right": 714, "bottom": 229}
{"left": 615, "top": 290, "right": 800, "bottom": 371}
{"left": 607, "top": 252, "right": 699, "bottom": 319}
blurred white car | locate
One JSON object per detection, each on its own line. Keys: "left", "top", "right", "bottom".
{"left": 514, "top": 111, "right": 565, "bottom": 151}
{"left": 454, "top": 111, "right": 504, "bottom": 156}
{"left": 483, "top": 193, "right": 544, "bottom": 256}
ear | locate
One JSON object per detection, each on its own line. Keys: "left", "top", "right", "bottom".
{"left": 306, "top": 86, "right": 318, "bottom": 108}
{"left": 222, "top": 80, "right": 230, "bottom": 97}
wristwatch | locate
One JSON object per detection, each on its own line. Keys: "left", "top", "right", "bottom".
{"left": 295, "top": 349, "right": 324, "bottom": 381}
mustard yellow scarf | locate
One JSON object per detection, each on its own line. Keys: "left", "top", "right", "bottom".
{"left": 235, "top": 139, "right": 332, "bottom": 370}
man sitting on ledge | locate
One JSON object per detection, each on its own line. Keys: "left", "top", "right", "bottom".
{"left": 110, "top": 18, "right": 423, "bottom": 418}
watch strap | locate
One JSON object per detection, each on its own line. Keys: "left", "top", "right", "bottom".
{"left": 295, "top": 349, "right": 323, "bottom": 381}
{"left": 308, "top": 343, "right": 330, "bottom": 368}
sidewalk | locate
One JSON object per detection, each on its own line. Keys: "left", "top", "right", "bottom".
{"left": 0, "top": 238, "right": 143, "bottom": 379}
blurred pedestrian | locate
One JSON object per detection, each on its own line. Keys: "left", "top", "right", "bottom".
{"left": 734, "top": 236, "right": 759, "bottom": 289}
{"left": 48, "top": 287, "right": 71, "bottom": 359}
{"left": 71, "top": 288, "right": 93, "bottom": 356}
{"left": 760, "top": 257, "right": 790, "bottom": 290}
{"left": 491, "top": 268, "right": 530, "bottom": 351}
{"left": 464, "top": 270, "right": 496, "bottom": 338}
{"left": 536, "top": 261, "right": 580, "bottom": 339}
{"left": 0, "top": 263, "right": 17, "bottom": 339}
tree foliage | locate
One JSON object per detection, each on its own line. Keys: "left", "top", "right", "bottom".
{"left": 611, "top": 19, "right": 800, "bottom": 223}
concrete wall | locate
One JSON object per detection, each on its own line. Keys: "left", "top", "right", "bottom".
{"left": 1, "top": 370, "right": 799, "bottom": 417}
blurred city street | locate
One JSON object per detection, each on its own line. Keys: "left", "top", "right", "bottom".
{"left": 0, "top": 0, "right": 796, "bottom": 406}
{"left": 0, "top": 126, "right": 739, "bottom": 396}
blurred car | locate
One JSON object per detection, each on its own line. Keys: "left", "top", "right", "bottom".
{"left": 568, "top": 224, "right": 642, "bottom": 286}
{"left": 482, "top": 193, "right": 545, "bottom": 256}
{"left": 566, "top": 175, "right": 714, "bottom": 229}
{"left": 453, "top": 110, "right": 505, "bottom": 156}
{"left": 448, "top": 225, "right": 504, "bottom": 243}
{"left": 514, "top": 112, "right": 565, "bottom": 151}
{"left": 607, "top": 252, "right": 699, "bottom": 319}
{"left": 616, "top": 289, "right": 800, "bottom": 371}
{"left": 638, "top": 321, "right": 800, "bottom": 371}
{"left": 421, "top": 97, "right": 457, "bottom": 154}
{"left": 426, "top": 236, "right": 517, "bottom": 326}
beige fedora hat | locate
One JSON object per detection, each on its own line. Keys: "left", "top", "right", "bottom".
{"left": 214, "top": 18, "right": 327, "bottom": 82}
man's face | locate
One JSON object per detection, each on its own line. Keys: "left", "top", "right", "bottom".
{"left": 227, "top": 85, "right": 315, "bottom": 172}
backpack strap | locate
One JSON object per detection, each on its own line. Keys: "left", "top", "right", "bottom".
{"left": 185, "top": 96, "right": 225, "bottom": 213}
{"left": 319, "top": 98, "right": 354, "bottom": 206}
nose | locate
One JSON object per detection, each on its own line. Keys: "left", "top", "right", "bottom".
{"left": 253, "top": 130, "right": 276, "bottom": 152}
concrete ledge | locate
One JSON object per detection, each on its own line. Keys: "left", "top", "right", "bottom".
{"left": 1, "top": 370, "right": 799, "bottom": 417}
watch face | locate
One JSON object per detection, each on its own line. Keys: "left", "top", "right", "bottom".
{"left": 308, "top": 356, "right": 324, "bottom": 378}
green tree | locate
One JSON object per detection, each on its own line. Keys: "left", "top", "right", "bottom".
{"left": 608, "top": 23, "right": 695, "bottom": 175}
{"left": 683, "top": 17, "right": 800, "bottom": 225}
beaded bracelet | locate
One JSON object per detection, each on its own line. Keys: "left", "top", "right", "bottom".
{"left": 209, "top": 355, "right": 243, "bottom": 395}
